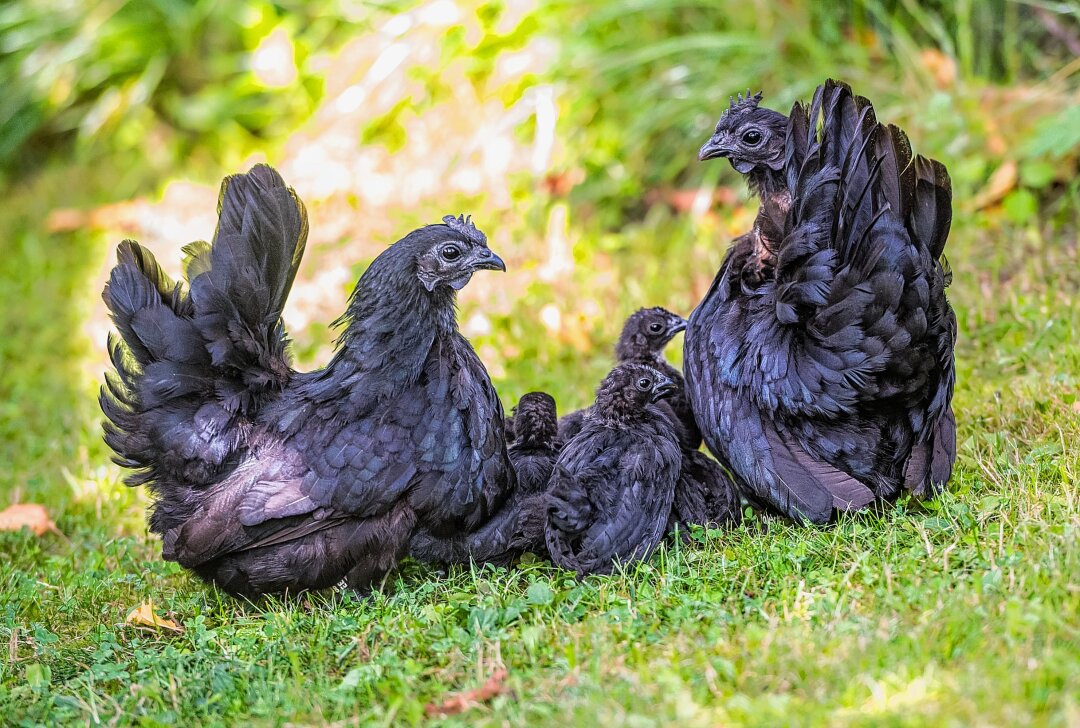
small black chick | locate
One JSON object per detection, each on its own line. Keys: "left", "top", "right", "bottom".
{"left": 410, "top": 392, "right": 560, "bottom": 566}
{"left": 101, "top": 164, "right": 513, "bottom": 597}
{"left": 668, "top": 450, "right": 742, "bottom": 539}
{"left": 558, "top": 307, "right": 698, "bottom": 449}
{"left": 546, "top": 363, "right": 682, "bottom": 576}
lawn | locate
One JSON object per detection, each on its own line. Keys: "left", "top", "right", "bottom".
{"left": 2, "top": 1, "right": 1079, "bottom": 725}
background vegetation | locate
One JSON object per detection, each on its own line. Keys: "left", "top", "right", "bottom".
{"left": 1, "top": 0, "right": 1078, "bottom": 724}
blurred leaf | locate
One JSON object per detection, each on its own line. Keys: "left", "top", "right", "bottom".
{"left": 0, "top": 503, "right": 60, "bottom": 537}
{"left": 125, "top": 601, "right": 183, "bottom": 633}
{"left": 1019, "top": 160, "right": 1056, "bottom": 190}
{"left": 1003, "top": 188, "right": 1038, "bottom": 224}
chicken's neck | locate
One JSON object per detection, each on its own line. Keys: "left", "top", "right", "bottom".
{"left": 313, "top": 250, "right": 458, "bottom": 399}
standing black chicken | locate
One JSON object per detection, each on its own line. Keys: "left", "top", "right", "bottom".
{"left": 685, "top": 80, "right": 957, "bottom": 524}
{"left": 409, "top": 392, "right": 560, "bottom": 567}
{"left": 546, "top": 363, "right": 682, "bottom": 576}
{"left": 101, "top": 164, "right": 512, "bottom": 597}
{"left": 558, "top": 307, "right": 699, "bottom": 449}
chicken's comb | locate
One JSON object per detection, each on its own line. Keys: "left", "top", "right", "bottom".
{"left": 442, "top": 214, "right": 487, "bottom": 246}
{"left": 727, "top": 89, "right": 764, "bottom": 112}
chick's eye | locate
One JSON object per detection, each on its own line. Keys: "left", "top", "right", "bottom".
{"left": 648, "top": 323, "right": 663, "bottom": 333}
{"left": 742, "top": 129, "right": 763, "bottom": 146}
{"left": 636, "top": 377, "right": 652, "bottom": 391}
{"left": 440, "top": 245, "right": 462, "bottom": 261}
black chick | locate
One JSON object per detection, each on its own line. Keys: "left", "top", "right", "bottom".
{"left": 698, "top": 90, "right": 791, "bottom": 286}
{"left": 546, "top": 363, "right": 682, "bottom": 576}
{"left": 668, "top": 450, "right": 742, "bottom": 539}
{"left": 410, "top": 392, "right": 560, "bottom": 567}
{"left": 558, "top": 307, "right": 698, "bottom": 450}
{"left": 685, "top": 80, "right": 957, "bottom": 524}
{"left": 101, "top": 164, "right": 513, "bottom": 597}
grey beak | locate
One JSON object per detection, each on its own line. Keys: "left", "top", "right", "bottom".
{"left": 472, "top": 249, "right": 506, "bottom": 272}
{"left": 670, "top": 319, "right": 687, "bottom": 334}
{"left": 652, "top": 377, "right": 677, "bottom": 402}
{"left": 699, "top": 137, "right": 730, "bottom": 161}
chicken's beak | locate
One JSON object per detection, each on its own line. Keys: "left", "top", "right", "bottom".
{"left": 669, "top": 319, "right": 687, "bottom": 335}
{"left": 472, "top": 249, "right": 507, "bottom": 272}
{"left": 698, "top": 137, "right": 730, "bottom": 161}
{"left": 652, "top": 377, "right": 677, "bottom": 402}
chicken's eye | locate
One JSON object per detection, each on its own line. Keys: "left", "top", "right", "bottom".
{"left": 648, "top": 322, "right": 663, "bottom": 333}
{"left": 742, "top": 129, "right": 763, "bottom": 146}
{"left": 636, "top": 377, "right": 653, "bottom": 391}
{"left": 440, "top": 244, "right": 462, "bottom": 261}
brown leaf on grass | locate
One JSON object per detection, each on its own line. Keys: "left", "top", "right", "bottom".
{"left": 972, "top": 161, "right": 1018, "bottom": 210}
{"left": 0, "top": 504, "right": 62, "bottom": 537}
{"left": 424, "top": 668, "right": 509, "bottom": 717}
{"left": 125, "top": 601, "right": 183, "bottom": 633}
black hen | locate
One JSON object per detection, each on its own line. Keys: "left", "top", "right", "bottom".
{"left": 685, "top": 80, "right": 957, "bottom": 524}
{"left": 699, "top": 90, "right": 788, "bottom": 201}
{"left": 699, "top": 91, "right": 791, "bottom": 286}
{"left": 546, "top": 363, "right": 682, "bottom": 576}
{"left": 101, "top": 164, "right": 512, "bottom": 597}
{"left": 410, "top": 392, "right": 560, "bottom": 567}
{"left": 558, "top": 307, "right": 698, "bottom": 449}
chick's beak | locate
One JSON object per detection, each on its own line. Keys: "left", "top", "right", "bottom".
{"left": 472, "top": 248, "right": 506, "bottom": 272}
{"left": 652, "top": 377, "right": 677, "bottom": 402}
{"left": 669, "top": 319, "right": 687, "bottom": 335}
{"left": 699, "top": 136, "right": 730, "bottom": 162}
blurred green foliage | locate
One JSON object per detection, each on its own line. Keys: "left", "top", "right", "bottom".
{"left": 0, "top": 0, "right": 390, "bottom": 180}
{"left": 546, "top": 0, "right": 1080, "bottom": 223}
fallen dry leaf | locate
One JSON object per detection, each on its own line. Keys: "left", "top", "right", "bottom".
{"left": 0, "top": 504, "right": 61, "bottom": 537}
{"left": 972, "top": 160, "right": 1018, "bottom": 210}
{"left": 125, "top": 601, "right": 183, "bottom": 633}
{"left": 424, "top": 668, "right": 509, "bottom": 717}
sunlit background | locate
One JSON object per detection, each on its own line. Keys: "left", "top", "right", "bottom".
{"left": 1, "top": 0, "right": 1078, "bottom": 521}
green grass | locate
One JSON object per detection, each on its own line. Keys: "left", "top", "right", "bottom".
{"left": 1, "top": 150, "right": 1079, "bottom": 726}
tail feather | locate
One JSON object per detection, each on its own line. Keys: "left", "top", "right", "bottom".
{"left": 101, "top": 164, "right": 309, "bottom": 508}
{"left": 911, "top": 156, "right": 953, "bottom": 259}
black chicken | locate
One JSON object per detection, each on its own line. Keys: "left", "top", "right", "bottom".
{"left": 684, "top": 80, "right": 957, "bottom": 524}
{"left": 409, "top": 392, "right": 560, "bottom": 567}
{"left": 101, "top": 164, "right": 512, "bottom": 597}
{"left": 558, "top": 307, "right": 699, "bottom": 449}
{"left": 668, "top": 449, "right": 742, "bottom": 538}
{"left": 698, "top": 90, "right": 788, "bottom": 202}
{"left": 546, "top": 363, "right": 682, "bottom": 576}
{"left": 699, "top": 91, "right": 790, "bottom": 286}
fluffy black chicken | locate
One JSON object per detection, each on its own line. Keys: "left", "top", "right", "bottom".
{"left": 685, "top": 80, "right": 957, "bottom": 524}
{"left": 409, "top": 392, "right": 560, "bottom": 566}
{"left": 546, "top": 363, "right": 682, "bottom": 576}
{"left": 558, "top": 307, "right": 698, "bottom": 449}
{"left": 101, "top": 164, "right": 512, "bottom": 597}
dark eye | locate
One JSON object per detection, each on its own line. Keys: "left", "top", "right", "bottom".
{"left": 636, "top": 377, "right": 652, "bottom": 391}
{"left": 742, "top": 129, "right": 763, "bottom": 146}
{"left": 440, "top": 244, "right": 462, "bottom": 261}
{"left": 648, "top": 322, "right": 663, "bottom": 333}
